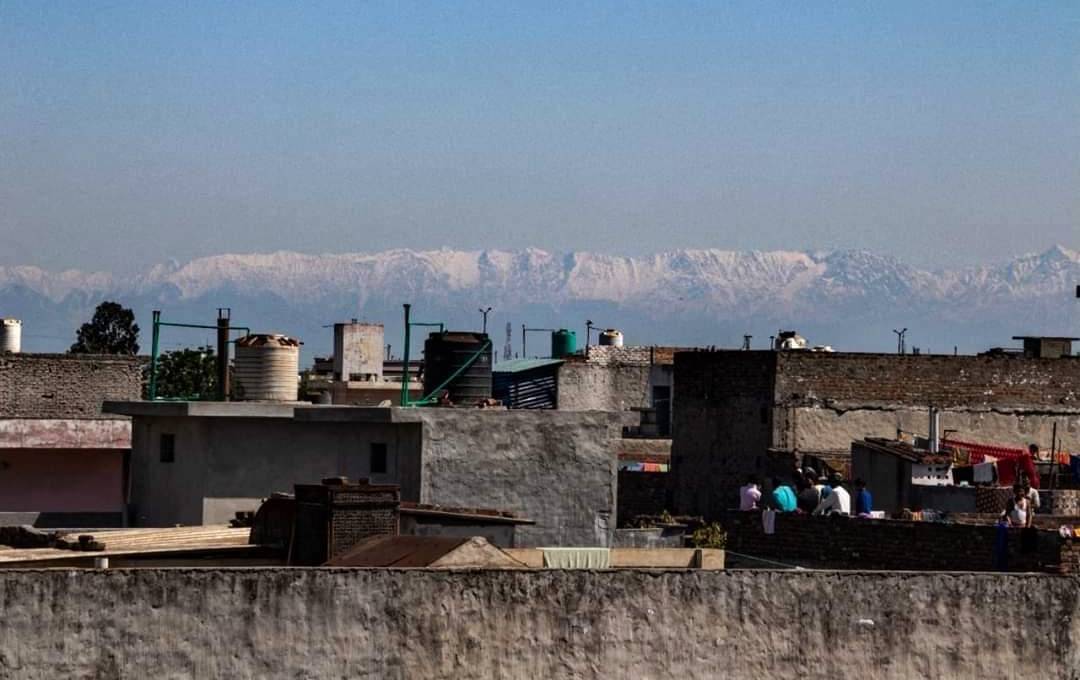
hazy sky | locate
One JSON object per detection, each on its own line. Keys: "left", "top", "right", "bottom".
{"left": 2, "top": 1, "right": 1077, "bottom": 273}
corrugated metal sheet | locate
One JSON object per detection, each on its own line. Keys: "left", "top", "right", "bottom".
{"left": 492, "top": 364, "right": 558, "bottom": 409}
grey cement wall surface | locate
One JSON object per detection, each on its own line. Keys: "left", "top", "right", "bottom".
{"left": 780, "top": 404, "right": 1080, "bottom": 453}
{"left": 557, "top": 362, "right": 652, "bottom": 412}
{"left": 130, "top": 416, "right": 422, "bottom": 526}
{"left": 0, "top": 568, "right": 1078, "bottom": 679}
{"left": 0, "top": 353, "right": 145, "bottom": 419}
{"left": 409, "top": 409, "right": 618, "bottom": 546}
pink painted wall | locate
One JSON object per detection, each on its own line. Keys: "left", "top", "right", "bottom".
{"left": 0, "top": 449, "right": 124, "bottom": 512}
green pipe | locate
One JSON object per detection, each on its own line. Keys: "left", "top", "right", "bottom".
{"left": 147, "top": 313, "right": 251, "bottom": 401}
{"left": 409, "top": 339, "right": 492, "bottom": 406}
{"left": 149, "top": 310, "right": 161, "bottom": 400}
{"left": 400, "top": 304, "right": 411, "bottom": 406}
{"left": 158, "top": 320, "right": 251, "bottom": 335}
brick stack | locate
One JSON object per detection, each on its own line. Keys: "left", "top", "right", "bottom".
{"left": 292, "top": 478, "right": 401, "bottom": 565}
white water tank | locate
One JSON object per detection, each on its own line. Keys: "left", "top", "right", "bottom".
{"left": 599, "top": 329, "right": 624, "bottom": 347}
{"left": 0, "top": 318, "right": 21, "bottom": 353}
{"left": 233, "top": 334, "right": 300, "bottom": 401}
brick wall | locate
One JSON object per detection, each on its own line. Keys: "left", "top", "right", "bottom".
{"left": 724, "top": 511, "right": 1070, "bottom": 573}
{"left": 291, "top": 480, "right": 401, "bottom": 565}
{"left": 774, "top": 352, "right": 1080, "bottom": 408}
{"left": 0, "top": 353, "right": 145, "bottom": 419}
{"left": 617, "top": 471, "right": 669, "bottom": 526}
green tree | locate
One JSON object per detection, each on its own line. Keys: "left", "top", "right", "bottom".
{"left": 70, "top": 301, "right": 140, "bottom": 355}
{"left": 153, "top": 346, "right": 217, "bottom": 399}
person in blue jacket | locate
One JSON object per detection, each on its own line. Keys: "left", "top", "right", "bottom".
{"left": 770, "top": 477, "right": 798, "bottom": 512}
{"left": 855, "top": 478, "right": 873, "bottom": 516}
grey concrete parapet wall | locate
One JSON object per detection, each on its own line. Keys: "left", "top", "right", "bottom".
{"left": 0, "top": 568, "right": 1077, "bottom": 678}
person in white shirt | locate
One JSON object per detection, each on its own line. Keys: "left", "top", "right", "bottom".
{"left": 813, "top": 473, "right": 851, "bottom": 516}
{"left": 739, "top": 475, "right": 762, "bottom": 511}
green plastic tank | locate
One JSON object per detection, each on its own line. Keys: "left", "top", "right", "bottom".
{"left": 551, "top": 329, "right": 577, "bottom": 358}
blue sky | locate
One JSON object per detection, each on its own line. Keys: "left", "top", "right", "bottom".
{"left": 2, "top": 1, "right": 1077, "bottom": 272}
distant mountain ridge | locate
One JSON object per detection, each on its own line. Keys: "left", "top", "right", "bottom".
{"left": 2, "top": 245, "right": 1078, "bottom": 358}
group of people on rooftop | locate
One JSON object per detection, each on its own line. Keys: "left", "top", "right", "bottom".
{"left": 739, "top": 468, "right": 873, "bottom": 517}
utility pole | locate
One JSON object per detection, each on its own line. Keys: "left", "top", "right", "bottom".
{"left": 503, "top": 322, "right": 512, "bottom": 362}
{"left": 478, "top": 307, "right": 492, "bottom": 334}
{"left": 742, "top": 334, "right": 752, "bottom": 350}
{"left": 892, "top": 328, "right": 908, "bottom": 355}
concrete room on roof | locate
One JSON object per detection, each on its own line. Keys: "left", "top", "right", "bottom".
{"left": 103, "top": 401, "right": 620, "bottom": 547}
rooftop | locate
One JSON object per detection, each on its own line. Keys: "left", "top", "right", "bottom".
{"left": 492, "top": 358, "right": 564, "bottom": 374}
{"left": 855, "top": 438, "right": 953, "bottom": 465}
{"left": 0, "top": 525, "right": 255, "bottom": 566}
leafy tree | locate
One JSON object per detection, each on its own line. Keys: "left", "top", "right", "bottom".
{"left": 70, "top": 301, "right": 140, "bottom": 355}
{"left": 153, "top": 346, "right": 217, "bottom": 399}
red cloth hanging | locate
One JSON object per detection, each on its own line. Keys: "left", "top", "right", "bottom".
{"left": 943, "top": 438, "right": 1039, "bottom": 488}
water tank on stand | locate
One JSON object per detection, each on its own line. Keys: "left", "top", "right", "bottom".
{"left": 551, "top": 329, "right": 577, "bottom": 358}
{"left": 423, "top": 331, "right": 492, "bottom": 404}
{"left": 233, "top": 334, "right": 301, "bottom": 401}
{"left": 598, "top": 329, "right": 624, "bottom": 347}
{"left": 0, "top": 319, "right": 21, "bottom": 353}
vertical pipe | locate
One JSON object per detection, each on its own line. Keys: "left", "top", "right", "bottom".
{"left": 216, "top": 308, "right": 230, "bottom": 401}
{"left": 400, "top": 304, "right": 411, "bottom": 406}
{"left": 928, "top": 407, "right": 940, "bottom": 453}
{"left": 149, "top": 310, "right": 161, "bottom": 400}
{"left": 521, "top": 324, "right": 527, "bottom": 359}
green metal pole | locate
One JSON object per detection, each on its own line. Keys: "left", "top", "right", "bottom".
{"left": 400, "top": 304, "right": 411, "bottom": 406}
{"left": 149, "top": 310, "right": 161, "bottom": 400}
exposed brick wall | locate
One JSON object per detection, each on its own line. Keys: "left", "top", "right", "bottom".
{"left": 774, "top": 352, "right": 1080, "bottom": 408}
{"left": 724, "top": 511, "right": 1069, "bottom": 573}
{"left": 328, "top": 487, "right": 400, "bottom": 557}
{"left": 617, "top": 471, "right": 670, "bottom": 526}
{"left": 0, "top": 353, "right": 145, "bottom": 419}
{"left": 291, "top": 480, "right": 401, "bottom": 565}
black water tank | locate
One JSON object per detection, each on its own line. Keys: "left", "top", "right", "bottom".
{"left": 423, "top": 331, "right": 492, "bottom": 404}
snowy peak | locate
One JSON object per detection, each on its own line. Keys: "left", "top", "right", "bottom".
{"left": 1, "top": 245, "right": 1077, "bottom": 311}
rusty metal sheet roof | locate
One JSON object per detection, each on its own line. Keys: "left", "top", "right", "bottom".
{"left": 324, "top": 535, "right": 470, "bottom": 567}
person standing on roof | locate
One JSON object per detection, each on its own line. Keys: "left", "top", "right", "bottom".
{"left": 739, "top": 475, "right": 762, "bottom": 511}
{"left": 854, "top": 479, "right": 873, "bottom": 516}
{"left": 813, "top": 473, "right": 851, "bottom": 516}
{"left": 770, "top": 477, "right": 797, "bottom": 512}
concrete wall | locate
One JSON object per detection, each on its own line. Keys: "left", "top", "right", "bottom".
{"left": 333, "top": 322, "right": 384, "bottom": 380}
{"left": 1, "top": 568, "right": 1079, "bottom": 679}
{"left": 129, "top": 416, "right": 421, "bottom": 526}
{"left": 125, "top": 407, "right": 617, "bottom": 544}
{"left": 556, "top": 362, "right": 652, "bottom": 412}
{"left": 405, "top": 409, "right": 618, "bottom": 547}
{"left": 0, "top": 353, "right": 144, "bottom": 418}
{"left": 0, "top": 449, "right": 124, "bottom": 513}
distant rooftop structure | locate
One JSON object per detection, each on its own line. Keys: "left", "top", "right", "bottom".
{"left": 1011, "top": 336, "right": 1078, "bottom": 359}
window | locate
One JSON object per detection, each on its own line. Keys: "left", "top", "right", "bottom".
{"left": 159, "top": 433, "right": 176, "bottom": 463}
{"left": 370, "top": 443, "right": 388, "bottom": 475}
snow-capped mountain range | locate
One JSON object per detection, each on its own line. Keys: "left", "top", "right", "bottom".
{"left": 2, "top": 246, "right": 1078, "bottom": 359}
